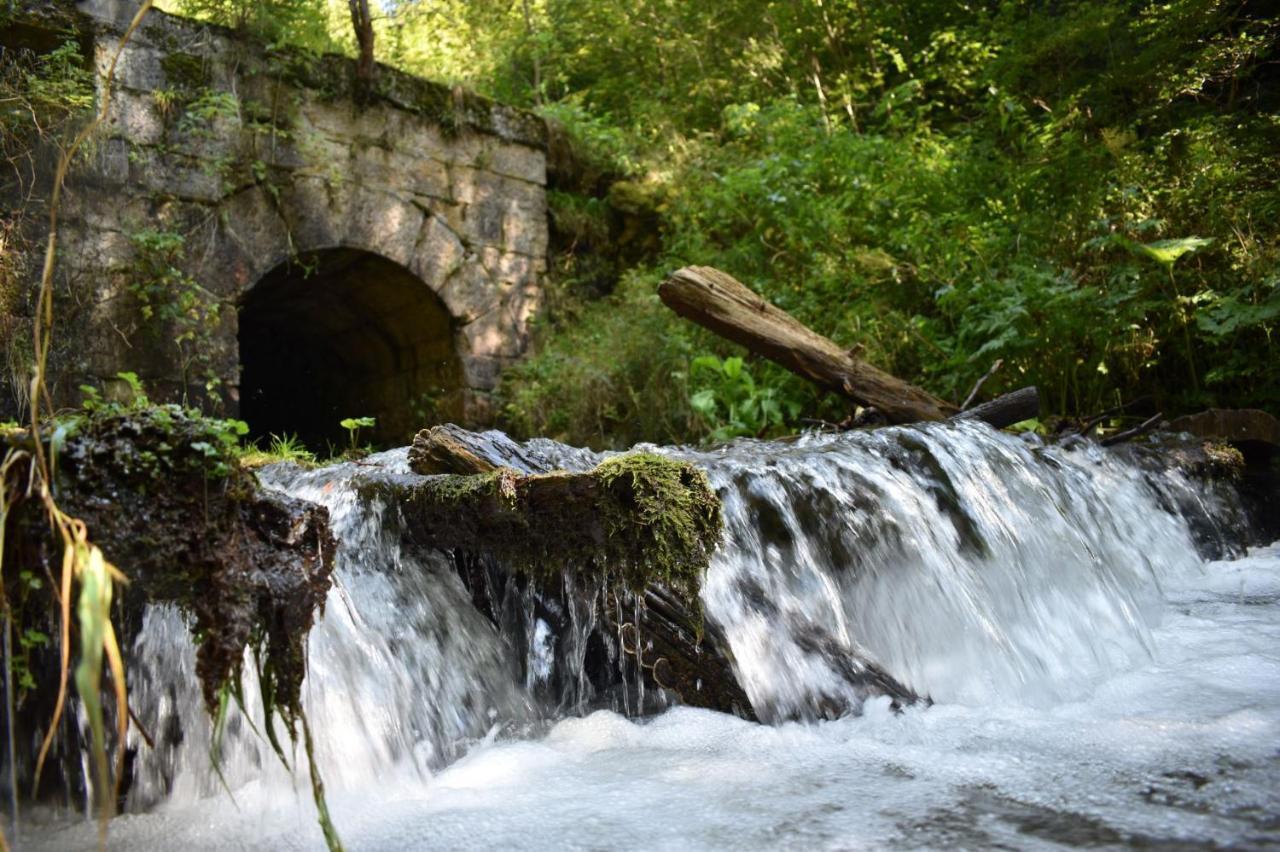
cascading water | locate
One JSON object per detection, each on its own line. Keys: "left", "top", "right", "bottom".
{"left": 123, "top": 449, "right": 535, "bottom": 809}
{"left": 693, "top": 422, "right": 1205, "bottom": 715}
{"left": 27, "top": 421, "right": 1279, "bottom": 849}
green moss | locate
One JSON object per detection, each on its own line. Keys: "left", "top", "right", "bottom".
{"left": 594, "top": 453, "right": 721, "bottom": 602}
{"left": 407, "top": 453, "right": 722, "bottom": 609}
{"left": 1202, "top": 441, "right": 1246, "bottom": 478}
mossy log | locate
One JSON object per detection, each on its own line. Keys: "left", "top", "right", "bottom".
{"left": 403, "top": 426, "right": 924, "bottom": 717}
{"left": 399, "top": 450, "right": 721, "bottom": 605}
{"left": 400, "top": 425, "right": 755, "bottom": 716}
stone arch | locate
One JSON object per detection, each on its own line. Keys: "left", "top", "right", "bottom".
{"left": 237, "top": 247, "right": 465, "bottom": 449}
{"left": 215, "top": 177, "right": 539, "bottom": 446}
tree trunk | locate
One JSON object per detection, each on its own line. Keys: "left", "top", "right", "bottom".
{"left": 348, "top": 0, "right": 375, "bottom": 98}
{"left": 658, "top": 266, "right": 957, "bottom": 423}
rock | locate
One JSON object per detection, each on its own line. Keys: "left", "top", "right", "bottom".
{"left": 1169, "top": 409, "right": 1280, "bottom": 461}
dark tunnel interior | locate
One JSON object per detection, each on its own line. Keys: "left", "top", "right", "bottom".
{"left": 237, "top": 248, "right": 464, "bottom": 451}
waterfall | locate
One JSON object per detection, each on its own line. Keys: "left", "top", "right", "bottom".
{"left": 120, "top": 421, "right": 1242, "bottom": 807}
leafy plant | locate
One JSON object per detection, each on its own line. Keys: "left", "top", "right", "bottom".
{"left": 339, "top": 416, "right": 376, "bottom": 454}
{"left": 688, "top": 355, "right": 799, "bottom": 443}
{"left": 126, "top": 230, "right": 224, "bottom": 402}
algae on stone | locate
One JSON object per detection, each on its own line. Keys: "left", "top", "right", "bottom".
{"left": 401, "top": 452, "right": 722, "bottom": 608}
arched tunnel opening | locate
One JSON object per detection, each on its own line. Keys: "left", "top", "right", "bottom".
{"left": 238, "top": 248, "right": 465, "bottom": 451}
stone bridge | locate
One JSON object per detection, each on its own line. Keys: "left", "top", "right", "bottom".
{"left": 4, "top": 2, "right": 548, "bottom": 445}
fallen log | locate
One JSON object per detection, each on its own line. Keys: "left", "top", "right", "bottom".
{"left": 390, "top": 433, "right": 756, "bottom": 715}
{"left": 399, "top": 444, "right": 722, "bottom": 607}
{"left": 408, "top": 423, "right": 557, "bottom": 475}
{"left": 409, "top": 424, "right": 499, "bottom": 474}
{"left": 658, "top": 266, "right": 957, "bottom": 424}
{"left": 951, "top": 386, "right": 1040, "bottom": 431}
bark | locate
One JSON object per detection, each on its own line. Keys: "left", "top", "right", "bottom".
{"left": 409, "top": 425, "right": 499, "bottom": 474}
{"left": 348, "top": 0, "right": 375, "bottom": 97}
{"left": 951, "top": 386, "right": 1041, "bottom": 431}
{"left": 658, "top": 266, "right": 957, "bottom": 423}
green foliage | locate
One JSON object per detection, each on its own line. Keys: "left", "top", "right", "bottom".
{"left": 126, "top": 229, "right": 225, "bottom": 402}
{"left": 499, "top": 0, "right": 1280, "bottom": 440}
{"left": 0, "top": 39, "right": 94, "bottom": 142}
{"left": 75, "top": 373, "right": 250, "bottom": 478}
{"left": 338, "top": 416, "right": 375, "bottom": 453}
{"left": 496, "top": 268, "right": 700, "bottom": 449}
{"left": 688, "top": 356, "right": 799, "bottom": 443}
{"left": 1, "top": 36, "right": 96, "bottom": 406}
{"left": 1127, "top": 237, "right": 1214, "bottom": 271}
{"left": 113, "top": 0, "right": 1280, "bottom": 442}
{"left": 163, "top": 0, "right": 336, "bottom": 51}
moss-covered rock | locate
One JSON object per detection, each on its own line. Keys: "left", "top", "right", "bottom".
{"left": 2, "top": 406, "right": 335, "bottom": 715}
{"left": 396, "top": 451, "right": 722, "bottom": 608}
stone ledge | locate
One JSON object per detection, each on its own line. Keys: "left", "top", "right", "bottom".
{"left": 78, "top": 4, "right": 549, "bottom": 150}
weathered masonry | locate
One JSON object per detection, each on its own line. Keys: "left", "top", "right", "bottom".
{"left": 3, "top": 1, "right": 548, "bottom": 445}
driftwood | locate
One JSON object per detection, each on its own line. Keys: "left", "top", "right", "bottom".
{"left": 1100, "top": 412, "right": 1164, "bottom": 447}
{"left": 960, "top": 359, "right": 1004, "bottom": 411}
{"left": 658, "top": 266, "right": 957, "bottom": 423}
{"left": 409, "top": 425, "right": 499, "bottom": 474}
{"left": 659, "top": 266, "right": 1038, "bottom": 429}
{"left": 951, "top": 386, "right": 1041, "bottom": 430}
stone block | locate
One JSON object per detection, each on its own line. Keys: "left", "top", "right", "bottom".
{"left": 341, "top": 188, "right": 426, "bottom": 270}
{"left": 485, "top": 142, "right": 546, "bottom": 185}
{"left": 460, "top": 354, "right": 504, "bottom": 390}
{"left": 277, "top": 176, "right": 342, "bottom": 253}
{"left": 438, "top": 261, "right": 503, "bottom": 324}
{"left": 465, "top": 193, "right": 505, "bottom": 246}
{"left": 397, "top": 117, "right": 451, "bottom": 162}
{"left": 480, "top": 250, "right": 538, "bottom": 289}
{"left": 502, "top": 200, "right": 548, "bottom": 257}
{"left": 215, "top": 186, "right": 293, "bottom": 282}
{"left": 409, "top": 215, "right": 466, "bottom": 290}
{"left": 105, "top": 90, "right": 165, "bottom": 146}
{"left": 299, "top": 97, "right": 357, "bottom": 143}
{"left": 130, "top": 148, "right": 225, "bottom": 202}
{"left": 87, "top": 138, "right": 131, "bottom": 186}
{"left": 106, "top": 43, "right": 167, "bottom": 92}
{"left": 459, "top": 302, "right": 523, "bottom": 358}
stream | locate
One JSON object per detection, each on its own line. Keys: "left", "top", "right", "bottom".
{"left": 25, "top": 421, "right": 1280, "bottom": 849}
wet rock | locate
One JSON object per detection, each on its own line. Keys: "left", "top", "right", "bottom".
{"left": 2, "top": 408, "right": 335, "bottom": 720}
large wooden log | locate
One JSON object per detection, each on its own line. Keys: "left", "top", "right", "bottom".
{"left": 952, "top": 386, "right": 1040, "bottom": 430}
{"left": 659, "top": 266, "right": 957, "bottom": 423}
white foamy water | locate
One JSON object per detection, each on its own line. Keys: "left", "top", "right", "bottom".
{"left": 28, "top": 543, "right": 1280, "bottom": 850}
{"left": 16, "top": 423, "right": 1279, "bottom": 849}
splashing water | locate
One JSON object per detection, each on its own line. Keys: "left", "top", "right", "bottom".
{"left": 24, "top": 421, "right": 1279, "bottom": 848}
{"left": 691, "top": 421, "right": 1204, "bottom": 715}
